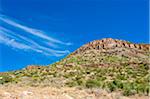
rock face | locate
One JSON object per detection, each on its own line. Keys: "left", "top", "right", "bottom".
{"left": 73, "top": 38, "right": 150, "bottom": 54}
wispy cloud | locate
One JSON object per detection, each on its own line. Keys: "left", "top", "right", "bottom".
{"left": 0, "top": 14, "right": 72, "bottom": 46}
{"left": 0, "top": 34, "right": 33, "bottom": 51}
{"left": 0, "top": 14, "right": 71, "bottom": 57}
{"left": 0, "top": 27, "right": 57, "bottom": 48}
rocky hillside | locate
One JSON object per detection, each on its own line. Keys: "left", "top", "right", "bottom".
{"left": 0, "top": 38, "right": 150, "bottom": 98}
{"left": 73, "top": 38, "right": 149, "bottom": 54}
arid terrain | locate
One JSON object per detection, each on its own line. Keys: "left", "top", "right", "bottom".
{"left": 0, "top": 38, "right": 150, "bottom": 99}
{"left": 0, "top": 85, "right": 149, "bottom": 99}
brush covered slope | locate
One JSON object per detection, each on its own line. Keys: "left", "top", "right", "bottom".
{"left": 0, "top": 38, "right": 150, "bottom": 96}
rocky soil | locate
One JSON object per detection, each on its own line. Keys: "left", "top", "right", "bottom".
{"left": 0, "top": 85, "right": 149, "bottom": 99}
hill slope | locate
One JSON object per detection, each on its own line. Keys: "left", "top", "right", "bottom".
{"left": 0, "top": 38, "right": 150, "bottom": 98}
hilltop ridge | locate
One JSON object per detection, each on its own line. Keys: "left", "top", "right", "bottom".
{"left": 73, "top": 38, "right": 149, "bottom": 54}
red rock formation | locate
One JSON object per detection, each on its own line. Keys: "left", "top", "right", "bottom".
{"left": 73, "top": 38, "right": 150, "bottom": 54}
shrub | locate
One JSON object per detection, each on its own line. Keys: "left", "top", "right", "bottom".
{"left": 122, "top": 83, "right": 134, "bottom": 96}
{"left": 0, "top": 75, "right": 13, "bottom": 84}
{"left": 66, "top": 81, "right": 78, "bottom": 87}
{"left": 107, "top": 82, "right": 117, "bottom": 92}
{"left": 85, "top": 79, "right": 101, "bottom": 88}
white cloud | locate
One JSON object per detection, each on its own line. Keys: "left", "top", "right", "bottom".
{"left": 0, "top": 35, "right": 31, "bottom": 50}
{"left": 0, "top": 14, "right": 71, "bottom": 57}
{"left": 0, "top": 27, "right": 58, "bottom": 48}
{"left": 0, "top": 14, "right": 72, "bottom": 46}
{"left": 0, "top": 34, "right": 69, "bottom": 56}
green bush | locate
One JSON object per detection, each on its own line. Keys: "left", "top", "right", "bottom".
{"left": 107, "top": 81, "right": 117, "bottom": 92}
{"left": 66, "top": 81, "right": 78, "bottom": 87}
{"left": 0, "top": 75, "right": 13, "bottom": 84}
{"left": 85, "top": 79, "right": 101, "bottom": 88}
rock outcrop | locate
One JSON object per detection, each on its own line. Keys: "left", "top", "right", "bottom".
{"left": 73, "top": 38, "right": 150, "bottom": 54}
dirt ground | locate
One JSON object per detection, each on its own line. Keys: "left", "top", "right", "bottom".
{"left": 0, "top": 85, "right": 149, "bottom": 99}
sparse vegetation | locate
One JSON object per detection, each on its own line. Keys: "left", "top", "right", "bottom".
{"left": 0, "top": 38, "right": 149, "bottom": 97}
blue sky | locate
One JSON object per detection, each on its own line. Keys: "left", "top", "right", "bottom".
{"left": 0, "top": 0, "right": 149, "bottom": 72}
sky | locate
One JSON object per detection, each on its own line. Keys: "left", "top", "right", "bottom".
{"left": 0, "top": 0, "right": 149, "bottom": 72}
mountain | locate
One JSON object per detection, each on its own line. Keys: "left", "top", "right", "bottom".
{"left": 0, "top": 38, "right": 149, "bottom": 98}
